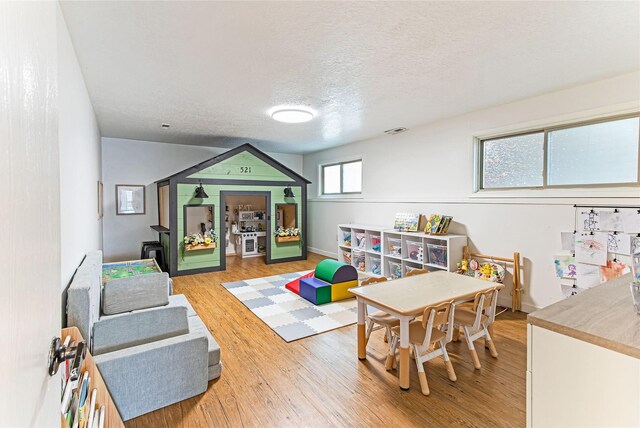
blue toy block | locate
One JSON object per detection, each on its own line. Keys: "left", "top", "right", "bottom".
{"left": 299, "top": 277, "right": 332, "bottom": 305}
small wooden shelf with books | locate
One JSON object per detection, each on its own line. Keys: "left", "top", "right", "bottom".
{"left": 61, "top": 326, "right": 124, "bottom": 428}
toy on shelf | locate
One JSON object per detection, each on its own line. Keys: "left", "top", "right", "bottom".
{"left": 388, "top": 261, "right": 402, "bottom": 279}
{"left": 456, "top": 259, "right": 468, "bottom": 274}
{"left": 388, "top": 238, "right": 402, "bottom": 257}
{"left": 458, "top": 245, "right": 522, "bottom": 312}
{"left": 370, "top": 257, "right": 382, "bottom": 275}
{"left": 354, "top": 250, "right": 366, "bottom": 272}
{"left": 370, "top": 236, "right": 381, "bottom": 253}
{"left": 473, "top": 262, "right": 506, "bottom": 283}
{"left": 407, "top": 240, "right": 423, "bottom": 261}
{"left": 427, "top": 244, "right": 447, "bottom": 267}
{"left": 343, "top": 232, "right": 352, "bottom": 247}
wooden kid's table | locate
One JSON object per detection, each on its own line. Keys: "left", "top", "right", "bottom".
{"left": 349, "top": 271, "right": 503, "bottom": 390}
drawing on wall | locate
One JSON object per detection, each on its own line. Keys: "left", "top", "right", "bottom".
{"left": 576, "top": 262, "right": 601, "bottom": 288}
{"left": 600, "top": 260, "right": 629, "bottom": 282}
{"left": 553, "top": 254, "right": 577, "bottom": 279}
{"left": 575, "top": 232, "right": 607, "bottom": 266}
{"left": 632, "top": 236, "right": 640, "bottom": 255}
{"left": 560, "top": 232, "right": 575, "bottom": 252}
{"left": 607, "top": 233, "right": 631, "bottom": 255}
{"left": 599, "top": 211, "right": 623, "bottom": 232}
{"left": 579, "top": 211, "right": 601, "bottom": 232}
{"left": 622, "top": 211, "right": 640, "bottom": 234}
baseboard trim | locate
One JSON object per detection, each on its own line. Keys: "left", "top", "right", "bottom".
{"left": 498, "top": 296, "right": 539, "bottom": 314}
{"left": 307, "top": 247, "right": 337, "bottom": 259}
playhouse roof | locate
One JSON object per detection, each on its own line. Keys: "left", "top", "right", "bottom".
{"left": 156, "top": 143, "right": 311, "bottom": 184}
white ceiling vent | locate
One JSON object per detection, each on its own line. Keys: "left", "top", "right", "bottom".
{"left": 384, "top": 127, "right": 407, "bottom": 135}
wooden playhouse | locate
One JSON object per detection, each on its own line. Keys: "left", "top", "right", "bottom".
{"left": 152, "top": 144, "right": 310, "bottom": 276}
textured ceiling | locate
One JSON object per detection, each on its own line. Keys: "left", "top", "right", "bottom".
{"left": 60, "top": 1, "right": 640, "bottom": 154}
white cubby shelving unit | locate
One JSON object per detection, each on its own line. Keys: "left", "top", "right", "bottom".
{"left": 338, "top": 224, "right": 467, "bottom": 279}
{"left": 337, "top": 224, "right": 385, "bottom": 277}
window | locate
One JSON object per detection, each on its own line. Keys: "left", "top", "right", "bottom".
{"left": 479, "top": 114, "right": 640, "bottom": 190}
{"left": 322, "top": 160, "right": 362, "bottom": 195}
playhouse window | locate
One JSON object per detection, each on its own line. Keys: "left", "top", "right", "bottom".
{"left": 276, "top": 203, "right": 297, "bottom": 229}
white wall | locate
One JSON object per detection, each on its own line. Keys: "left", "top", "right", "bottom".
{"left": 101, "top": 138, "right": 303, "bottom": 261}
{"left": 58, "top": 5, "right": 102, "bottom": 289}
{"left": 303, "top": 72, "right": 640, "bottom": 311}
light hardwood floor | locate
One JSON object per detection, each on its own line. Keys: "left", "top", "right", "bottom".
{"left": 126, "top": 253, "right": 527, "bottom": 428}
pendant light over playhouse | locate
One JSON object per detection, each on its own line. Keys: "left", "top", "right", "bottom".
{"left": 152, "top": 144, "right": 310, "bottom": 276}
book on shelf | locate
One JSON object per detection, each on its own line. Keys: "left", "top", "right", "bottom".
{"left": 393, "top": 213, "right": 425, "bottom": 232}
{"left": 425, "top": 214, "right": 453, "bottom": 234}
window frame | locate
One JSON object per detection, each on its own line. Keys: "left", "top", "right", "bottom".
{"left": 476, "top": 112, "right": 640, "bottom": 191}
{"left": 321, "top": 159, "right": 363, "bottom": 195}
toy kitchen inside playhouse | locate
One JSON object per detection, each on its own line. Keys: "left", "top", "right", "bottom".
{"left": 231, "top": 208, "right": 267, "bottom": 258}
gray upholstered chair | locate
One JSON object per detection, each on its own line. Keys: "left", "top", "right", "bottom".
{"left": 66, "top": 251, "right": 222, "bottom": 420}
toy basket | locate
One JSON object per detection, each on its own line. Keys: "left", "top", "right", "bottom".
{"left": 427, "top": 244, "right": 448, "bottom": 267}
{"left": 369, "top": 235, "right": 381, "bottom": 253}
{"left": 406, "top": 240, "right": 424, "bottom": 262}
{"left": 387, "top": 238, "right": 402, "bottom": 257}
{"left": 405, "top": 264, "right": 421, "bottom": 275}
{"left": 342, "top": 232, "right": 352, "bottom": 247}
{"left": 353, "top": 249, "right": 366, "bottom": 272}
{"left": 369, "top": 255, "right": 381, "bottom": 275}
{"left": 355, "top": 233, "right": 366, "bottom": 249}
{"left": 388, "top": 260, "right": 402, "bottom": 279}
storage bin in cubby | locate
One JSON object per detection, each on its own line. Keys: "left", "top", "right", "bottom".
{"left": 353, "top": 249, "right": 366, "bottom": 272}
{"left": 406, "top": 240, "right": 424, "bottom": 262}
{"left": 340, "top": 249, "right": 352, "bottom": 264}
{"left": 369, "top": 255, "right": 382, "bottom": 275}
{"left": 354, "top": 232, "right": 366, "bottom": 249}
{"left": 427, "top": 243, "right": 448, "bottom": 267}
{"left": 387, "top": 238, "right": 402, "bottom": 257}
{"left": 341, "top": 229, "right": 352, "bottom": 247}
{"left": 404, "top": 264, "right": 420, "bottom": 275}
{"left": 369, "top": 234, "right": 381, "bottom": 253}
{"left": 388, "top": 260, "right": 402, "bottom": 279}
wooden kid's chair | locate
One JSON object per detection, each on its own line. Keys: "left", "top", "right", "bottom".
{"left": 388, "top": 301, "right": 457, "bottom": 396}
{"left": 361, "top": 277, "right": 399, "bottom": 345}
{"left": 453, "top": 287, "right": 499, "bottom": 369}
{"left": 405, "top": 269, "right": 428, "bottom": 277}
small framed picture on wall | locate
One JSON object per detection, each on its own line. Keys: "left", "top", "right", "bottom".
{"left": 116, "top": 184, "right": 145, "bottom": 215}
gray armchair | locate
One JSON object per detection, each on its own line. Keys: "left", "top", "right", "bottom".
{"left": 66, "top": 251, "right": 221, "bottom": 421}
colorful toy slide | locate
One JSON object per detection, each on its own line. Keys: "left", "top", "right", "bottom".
{"left": 285, "top": 260, "right": 358, "bottom": 305}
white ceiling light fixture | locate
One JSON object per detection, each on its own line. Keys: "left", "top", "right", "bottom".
{"left": 271, "top": 108, "right": 314, "bottom": 124}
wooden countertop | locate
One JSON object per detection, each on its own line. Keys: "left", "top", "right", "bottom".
{"left": 528, "top": 273, "right": 640, "bottom": 359}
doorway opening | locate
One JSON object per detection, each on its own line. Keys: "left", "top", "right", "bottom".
{"left": 222, "top": 192, "right": 270, "bottom": 263}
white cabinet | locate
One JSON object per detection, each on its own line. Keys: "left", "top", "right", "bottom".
{"left": 338, "top": 224, "right": 466, "bottom": 278}
{"left": 527, "top": 325, "right": 640, "bottom": 427}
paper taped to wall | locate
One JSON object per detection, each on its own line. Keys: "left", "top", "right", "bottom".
{"left": 575, "top": 232, "right": 607, "bottom": 266}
